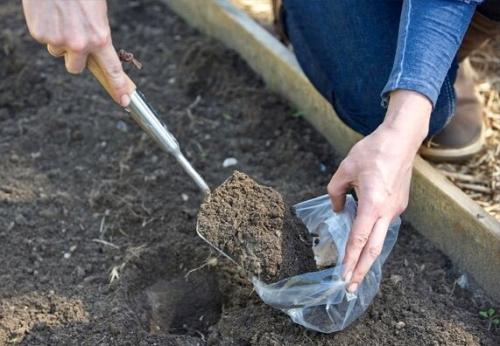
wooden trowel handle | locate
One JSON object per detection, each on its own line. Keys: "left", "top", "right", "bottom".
{"left": 87, "top": 56, "right": 136, "bottom": 103}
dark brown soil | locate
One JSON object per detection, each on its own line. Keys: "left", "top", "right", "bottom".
{"left": 197, "top": 171, "right": 316, "bottom": 283}
{"left": 133, "top": 272, "right": 222, "bottom": 335}
{"left": 0, "top": 1, "right": 498, "bottom": 345}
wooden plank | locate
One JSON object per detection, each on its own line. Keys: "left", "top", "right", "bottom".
{"left": 164, "top": 0, "right": 500, "bottom": 301}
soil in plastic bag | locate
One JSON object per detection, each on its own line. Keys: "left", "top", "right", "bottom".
{"left": 197, "top": 171, "right": 316, "bottom": 283}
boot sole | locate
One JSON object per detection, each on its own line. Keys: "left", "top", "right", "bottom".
{"left": 419, "top": 123, "right": 485, "bottom": 163}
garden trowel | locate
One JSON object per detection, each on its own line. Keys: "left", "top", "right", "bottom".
{"left": 87, "top": 56, "right": 210, "bottom": 195}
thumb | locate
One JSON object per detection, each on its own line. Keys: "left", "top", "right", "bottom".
{"left": 91, "top": 41, "right": 135, "bottom": 107}
{"left": 327, "top": 162, "right": 352, "bottom": 212}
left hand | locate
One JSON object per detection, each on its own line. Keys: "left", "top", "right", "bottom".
{"left": 327, "top": 90, "right": 432, "bottom": 293}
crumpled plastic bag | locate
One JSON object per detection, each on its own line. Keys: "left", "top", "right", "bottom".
{"left": 252, "top": 194, "right": 401, "bottom": 333}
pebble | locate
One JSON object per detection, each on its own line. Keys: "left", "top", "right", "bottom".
{"left": 222, "top": 157, "right": 238, "bottom": 168}
{"left": 396, "top": 321, "right": 406, "bottom": 329}
{"left": 15, "top": 214, "right": 28, "bottom": 226}
{"left": 181, "top": 193, "right": 189, "bottom": 202}
{"left": 456, "top": 273, "right": 468, "bottom": 289}
{"left": 390, "top": 274, "right": 403, "bottom": 285}
{"left": 10, "top": 154, "right": 19, "bottom": 163}
{"left": 116, "top": 120, "right": 128, "bottom": 132}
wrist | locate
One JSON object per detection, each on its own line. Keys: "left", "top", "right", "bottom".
{"left": 382, "top": 89, "right": 432, "bottom": 146}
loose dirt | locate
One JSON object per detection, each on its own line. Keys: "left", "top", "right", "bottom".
{"left": 0, "top": 1, "right": 498, "bottom": 345}
{"left": 197, "top": 171, "right": 316, "bottom": 283}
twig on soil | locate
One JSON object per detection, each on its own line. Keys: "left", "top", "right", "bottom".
{"left": 109, "top": 264, "right": 124, "bottom": 284}
{"left": 99, "top": 216, "right": 107, "bottom": 236}
{"left": 109, "top": 244, "right": 147, "bottom": 284}
{"left": 184, "top": 256, "right": 218, "bottom": 280}
{"left": 92, "top": 238, "right": 120, "bottom": 250}
{"left": 187, "top": 95, "right": 202, "bottom": 110}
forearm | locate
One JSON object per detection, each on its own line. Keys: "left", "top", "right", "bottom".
{"left": 382, "top": 0, "right": 478, "bottom": 107}
{"left": 382, "top": 89, "right": 432, "bottom": 149}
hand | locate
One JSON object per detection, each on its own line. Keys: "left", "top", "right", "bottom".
{"left": 327, "top": 90, "right": 432, "bottom": 293}
{"left": 22, "top": 0, "right": 133, "bottom": 106}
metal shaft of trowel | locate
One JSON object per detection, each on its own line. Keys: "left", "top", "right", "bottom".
{"left": 125, "top": 90, "right": 210, "bottom": 195}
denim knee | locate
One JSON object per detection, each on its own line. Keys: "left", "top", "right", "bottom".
{"left": 283, "top": 0, "right": 456, "bottom": 137}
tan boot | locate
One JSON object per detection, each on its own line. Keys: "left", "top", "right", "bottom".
{"left": 458, "top": 10, "right": 500, "bottom": 62}
{"left": 271, "top": 0, "right": 289, "bottom": 44}
{"left": 420, "top": 10, "right": 500, "bottom": 163}
{"left": 420, "top": 60, "right": 485, "bottom": 162}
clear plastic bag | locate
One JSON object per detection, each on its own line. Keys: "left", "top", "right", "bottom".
{"left": 252, "top": 194, "right": 401, "bottom": 333}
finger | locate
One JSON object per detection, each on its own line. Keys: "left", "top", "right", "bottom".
{"left": 47, "top": 44, "right": 65, "bottom": 58}
{"left": 341, "top": 199, "right": 378, "bottom": 283}
{"left": 92, "top": 41, "right": 132, "bottom": 106}
{"left": 327, "top": 163, "right": 352, "bottom": 212}
{"left": 346, "top": 217, "right": 391, "bottom": 292}
{"left": 65, "top": 51, "right": 88, "bottom": 74}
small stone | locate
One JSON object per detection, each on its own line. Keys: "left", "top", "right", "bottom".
{"left": 30, "top": 152, "right": 41, "bottom": 159}
{"left": 116, "top": 120, "right": 128, "bottom": 132}
{"left": 396, "top": 321, "right": 406, "bottom": 329}
{"left": 15, "top": 214, "right": 28, "bottom": 226}
{"left": 390, "top": 274, "right": 403, "bottom": 285}
{"left": 168, "top": 77, "right": 176, "bottom": 84}
{"left": 10, "top": 154, "right": 19, "bottom": 163}
{"left": 63, "top": 252, "right": 71, "bottom": 259}
{"left": 222, "top": 157, "right": 238, "bottom": 168}
{"left": 181, "top": 193, "right": 189, "bottom": 202}
{"left": 456, "top": 274, "right": 468, "bottom": 289}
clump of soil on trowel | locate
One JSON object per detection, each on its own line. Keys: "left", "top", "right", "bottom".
{"left": 197, "top": 171, "right": 316, "bottom": 283}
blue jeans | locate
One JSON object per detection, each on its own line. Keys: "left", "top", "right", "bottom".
{"left": 283, "top": 0, "right": 460, "bottom": 137}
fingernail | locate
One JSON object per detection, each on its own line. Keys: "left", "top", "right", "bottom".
{"left": 120, "top": 94, "right": 131, "bottom": 107}
{"left": 343, "top": 270, "right": 352, "bottom": 283}
{"left": 347, "top": 283, "right": 358, "bottom": 293}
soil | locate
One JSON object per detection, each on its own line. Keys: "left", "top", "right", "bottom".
{"left": 197, "top": 171, "right": 316, "bottom": 283}
{"left": 0, "top": 0, "right": 498, "bottom": 345}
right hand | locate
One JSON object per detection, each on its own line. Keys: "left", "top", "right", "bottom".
{"left": 22, "top": 0, "right": 133, "bottom": 106}
{"left": 327, "top": 90, "right": 432, "bottom": 293}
